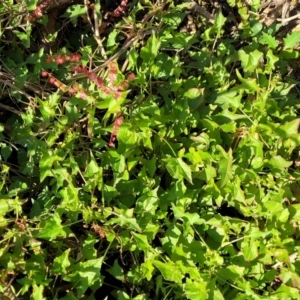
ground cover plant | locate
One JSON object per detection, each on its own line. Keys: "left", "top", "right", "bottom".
{"left": 1, "top": 0, "right": 300, "bottom": 299}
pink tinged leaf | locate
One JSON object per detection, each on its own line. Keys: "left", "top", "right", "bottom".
{"left": 78, "top": 91, "right": 88, "bottom": 99}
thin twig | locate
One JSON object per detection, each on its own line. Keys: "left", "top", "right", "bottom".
{"left": 0, "top": 76, "right": 34, "bottom": 102}
{"left": 93, "top": 0, "right": 107, "bottom": 59}
{"left": 1, "top": 272, "right": 19, "bottom": 300}
{"left": 277, "top": 13, "right": 300, "bottom": 23}
{"left": 183, "top": 0, "right": 215, "bottom": 24}
{"left": 67, "top": 34, "right": 140, "bottom": 80}
{"left": 259, "top": 0, "right": 273, "bottom": 11}
{"left": 68, "top": 5, "right": 164, "bottom": 80}
{"left": 272, "top": 252, "right": 298, "bottom": 269}
{"left": 0, "top": 103, "right": 22, "bottom": 115}
{"left": 83, "top": 0, "right": 107, "bottom": 59}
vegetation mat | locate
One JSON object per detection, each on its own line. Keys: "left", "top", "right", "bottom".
{"left": 1, "top": 0, "right": 300, "bottom": 299}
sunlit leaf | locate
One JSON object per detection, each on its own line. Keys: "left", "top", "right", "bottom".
{"left": 268, "top": 155, "right": 293, "bottom": 169}
{"left": 165, "top": 157, "right": 193, "bottom": 184}
{"left": 52, "top": 249, "right": 71, "bottom": 275}
{"left": 283, "top": 31, "right": 300, "bottom": 49}
{"left": 217, "top": 146, "right": 233, "bottom": 187}
{"left": 184, "top": 278, "right": 207, "bottom": 300}
{"left": 259, "top": 32, "right": 278, "bottom": 49}
{"left": 141, "top": 31, "right": 161, "bottom": 62}
{"left": 153, "top": 260, "right": 183, "bottom": 284}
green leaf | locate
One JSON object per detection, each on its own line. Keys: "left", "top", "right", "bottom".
{"left": 81, "top": 235, "right": 97, "bottom": 260}
{"left": 217, "top": 146, "right": 233, "bottom": 187}
{"left": 289, "top": 204, "right": 300, "bottom": 221}
{"left": 235, "top": 69, "right": 260, "bottom": 91}
{"left": 26, "top": 0, "right": 38, "bottom": 10}
{"left": 162, "top": 31, "right": 198, "bottom": 49}
{"left": 107, "top": 29, "right": 118, "bottom": 48}
{"left": 251, "top": 21, "right": 263, "bottom": 36}
{"left": 227, "top": 0, "right": 235, "bottom": 6}
{"left": 199, "top": 164, "right": 217, "bottom": 181}
{"left": 214, "top": 9, "right": 227, "bottom": 37}
{"left": 131, "top": 232, "right": 151, "bottom": 252}
{"left": 276, "top": 119, "right": 300, "bottom": 139}
{"left": 265, "top": 49, "right": 279, "bottom": 72}
{"left": 60, "top": 183, "right": 81, "bottom": 211}
{"left": 13, "top": 29, "right": 31, "bottom": 48}
{"left": 31, "top": 285, "right": 46, "bottom": 300}
{"left": 135, "top": 188, "right": 159, "bottom": 215}
{"left": 263, "top": 199, "right": 283, "bottom": 216}
{"left": 52, "top": 249, "right": 71, "bottom": 275}
{"left": 38, "top": 213, "right": 71, "bottom": 240}
{"left": 117, "top": 126, "right": 139, "bottom": 149}
{"left": 106, "top": 208, "right": 142, "bottom": 232}
{"left": 217, "top": 265, "right": 245, "bottom": 282}
{"left": 283, "top": 31, "right": 300, "bottom": 49}
{"left": 0, "top": 200, "right": 14, "bottom": 215}
{"left": 63, "top": 258, "right": 104, "bottom": 298}
{"left": 186, "top": 88, "right": 205, "bottom": 110}
{"left": 268, "top": 155, "right": 293, "bottom": 170}
{"left": 238, "top": 6, "right": 248, "bottom": 22}
{"left": 279, "top": 269, "right": 300, "bottom": 289}
{"left": 215, "top": 90, "right": 242, "bottom": 109}
{"left": 250, "top": 0, "right": 261, "bottom": 12}
{"left": 241, "top": 238, "right": 258, "bottom": 261}
{"left": 0, "top": 199, "right": 24, "bottom": 215}
{"left": 162, "top": 12, "right": 187, "bottom": 27}
{"left": 133, "top": 294, "right": 148, "bottom": 300}
{"left": 274, "top": 284, "right": 300, "bottom": 298}
{"left": 207, "top": 278, "right": 225, "bottom": 300}
{"left": 216, "top": 109, "right": 247, "bottom": 121}
{"left": 248, "top": 49, "right": 263, "bottom": 71}
{"left": 280, "top": 49, "right": 299, "bottom": 60}
{"left": 116, "top": 291, "right": 130, "bottom": 300}
{"left": 152, "top": 260, "right": 183, "bottom": 284}
{"left": 184, "top": 278, "right": 207, "bottom": 300}
{"left": 172, "top": 204, "right": 205, "bottom": 225}
{"left": 141, "top": 260, "right": 155, "bottom": 281}
{"left": 58, "top": 292, "right": 79, "bottom": 300}
{"left": 143, "top": 156, "right": 156, "bottom": 177}
{"left": 272, "top": 249, "right": 290, "bottom": 265}
{"left": 259, "top": 32, "right": 278, "bottom": 49}
{"left": 141, "top": 31, "right": 161, "bottom": 63}
{"left": 61, "top": 4, "right": 86, "bottom": 19}
{"left": 108, "top": 259, "right": 125, "bottom": 282}
{"left": 26, "top": 48, "right": 44, "bottom": 64}
{"left": 165, "top": 157, "right": 193, "bottom": 184}
{"left": 239, "top": 49, "right": 263, "bottom": 73}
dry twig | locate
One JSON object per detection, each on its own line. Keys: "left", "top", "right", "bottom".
{"left": 183, "top": 0, "right": 215, "bottom": 24}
